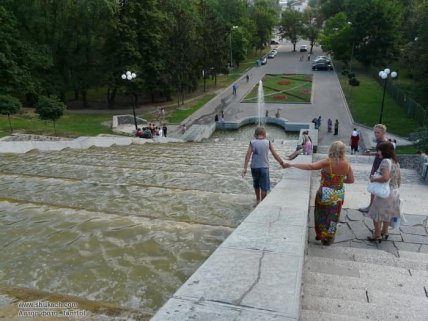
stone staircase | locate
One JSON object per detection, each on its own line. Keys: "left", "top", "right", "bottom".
{"left": 300, "top": 244, "right": 428, "bottom": 321}
{"left": 300, "top": 150, "right": 428, "bottom": 321}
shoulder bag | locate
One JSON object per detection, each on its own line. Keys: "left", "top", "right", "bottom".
{"left": 367, "top": 159, "right": 391, "bottom": 198}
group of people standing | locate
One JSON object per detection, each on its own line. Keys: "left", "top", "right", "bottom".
{"left": 135, "top": 123, "right": 167, "bottom": 139}
{"left": 327, "top": 118, "right": 340, "bottom": 135}
{"left": 243, "top": 124, "right": 401, "bottom": 246}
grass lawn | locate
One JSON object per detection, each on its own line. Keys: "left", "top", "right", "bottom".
{"left": 242, "top": 74, "right": 312, "bottom": 104}
{"left": 0, "top": 110, "right": 114, "bottom": 138}
{"left": 166, "top": 94, "right": 215, "bottom": 123}
{"left": 339, "top": 72, "right": 421, "bottom": 137}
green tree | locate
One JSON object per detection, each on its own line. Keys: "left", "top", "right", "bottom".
{"left": 0, "top": 94, "right": 22, "bottom": 132}
{"left": 301, "top": 6, "right": 322, "bottom": 53}
{"left": 407, "top": 0, "right": 428, "bottom": 102}
{"left": 36, "top": 96, "right": 66, "bottom": 134}
{"left": 0, "top": 4, "right": 40, "bottom": 96}
{"left": 345, "top": 0, "right": 403, "bottom": 66}
{"left": 250, "top": 0, "right": 278, "bottom": 51}
{"left": 280, "top": 8, "right": 304, "bottom": 51}
{"left": 318, "top": 12, "right": 352, "bottom": 64}
{"left": 198, "top": 0, "right": 230, "bottom": 85}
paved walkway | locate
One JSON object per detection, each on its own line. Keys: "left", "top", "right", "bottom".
{"left": 161, "top": 41, "right": 412, "bottom": 150}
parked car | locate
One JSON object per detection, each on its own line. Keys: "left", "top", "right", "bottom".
{"left": 268, "top": 50, "right": 277, "bottom": 58}
{"left": 260, "top": 56, "right": 267, "bottom": 65}
{"left": 299, "top": 45, "right": 308, "bottom": 52}
{"left": 312, "top": 62, "right": 333, "bottom": 71}
{"left": 313, "top": 56, "right": 331, "bottom": 64}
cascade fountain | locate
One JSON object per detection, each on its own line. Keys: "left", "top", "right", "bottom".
{"left": 0, "top": 127, "right": 298, "bottom": 320}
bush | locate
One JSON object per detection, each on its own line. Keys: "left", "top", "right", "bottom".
{"left": 0, "top": 94, "right": 22, "bottom": 132}
{"left": 0, "top": 94, "right": 22, "bottom": 115}
{"left": 35, "top": 96, "right": 66, "bottom": 133}
{"left": 341, "top": 70, "right": 349, "bottom": 76}
{"left": 347, "top": 72, "right": 355, "bottom": 79}
{"left": 349, "top": 77, "right": 360, "bottom": 86}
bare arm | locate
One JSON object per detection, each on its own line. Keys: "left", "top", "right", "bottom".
{"left": 344, "top": 164, "right": 355, "bottom": 183}
{"left": 286, "top": 158, "right": 329, "bottom": 171}
{"left": 242, "top": 144, "right": 252, "bottom": 177}
{"left": 370, "top": 160, "right": 391, "bottom": 183}
{"left": 269, "top": 142, "right": 285, "bottom": 167}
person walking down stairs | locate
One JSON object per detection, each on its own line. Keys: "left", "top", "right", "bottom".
{"left": 283, "top": 141, "right": 354, "bottom": 245}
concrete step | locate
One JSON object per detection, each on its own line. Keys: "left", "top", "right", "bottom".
{"left": 305, "top": 255, "right": 428, "bottom": 280}
{"left": 302, "top": 281, "right": 428, "bottom": 308}
{"left": 300, "top": 309, "right": 380, "bottom": 321}
{"left": 304, "top": 270, "right": 427, "bottom": 297}
{"left": 307, "top": 243, "right": 428, "bottom": 271}
{"left": 301, "top": 295, "right": 428, "bottom": 321}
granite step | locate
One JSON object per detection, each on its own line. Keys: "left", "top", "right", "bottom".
{"left": 301, "top": 295, "right": 428, "bottom": 321}
{"left": 301, "top": 246, "right": 428, "bottom": 321}
{"left": 305, "top": 255, "right": 428, "bottom": 279}
{"left": 301, "top": 309, "right": 388, "bottom": 321}
{"left": 307, "top": 243, "right": 428, "bottom": 271}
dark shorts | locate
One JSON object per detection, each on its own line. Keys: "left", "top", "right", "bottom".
{"left": 251, "top": 167, "right": 270, "bottom": 192}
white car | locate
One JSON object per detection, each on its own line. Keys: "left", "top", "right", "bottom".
{"left": 299, "top": 45, "right": 308, "bottom": 52}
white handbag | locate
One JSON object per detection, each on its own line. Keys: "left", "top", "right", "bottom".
{"left": 367, "top": 159, "right": 391, "bottom": 199}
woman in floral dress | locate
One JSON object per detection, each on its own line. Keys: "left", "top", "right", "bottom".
{"left": 284, "top": 141, "right": 354, "bottom": 245}
{"left": 367, "top": 141, "right": 401, "bottom": 243}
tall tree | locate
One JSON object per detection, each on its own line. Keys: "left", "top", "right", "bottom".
{"left": 250, "top": 0, "right": 278, "bottom": 51}
{"left": 301, "top": 6, "right": 322, "bottom": 53}
{"left": 279, "top": 8, "right": 304, "bottom": 51}
{"left": 344, "top": 0, "right": 403, "bottom": 66}
{"left": 0, "top": 4, "right": 40, "bottom": 96}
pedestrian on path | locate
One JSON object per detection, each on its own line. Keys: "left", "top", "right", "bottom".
{"left": 215, "top": 114, "right": 219, "bottom": 122}
{"left": 366, "top": 141, "right": 401, "bottom": 243}
{"left": 283, "top": 141, "right": 354, "bottom": 245}
{"left": 359, "top": 124, "right": 389, "bottom": 213}
{"left": 350, "top": 128, "right": 360, "bottom": 154}
{"left": 232, "top": 83, "right": 237, "bottom": 96}
{"left": 299, "top": 55, "right": 303, "bottom": 62}
{"left": 328, "top": 118, "right": 332, "bottom": 133}
{"left": 334, "top": 119, "right": 339, "bottom": 135}
{"left": 246, "top": 74, "right": 250, "bottom": 82}
{"left": 307, "top": 53, "right": 311, "bottom": 61}
{"left": 242, "top": 127, "right": 286, "bottom": 206}
{"left": 221, "top": 110, "right": 225, "bottom": 122}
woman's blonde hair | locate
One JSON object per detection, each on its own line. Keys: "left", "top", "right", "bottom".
{"left": 328, "top": 141, "right": 346, "bottom": 160}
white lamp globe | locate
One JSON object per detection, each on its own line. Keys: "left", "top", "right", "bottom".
{"left": 378, "top": 71, "right": 384, "bottom": 77}
{"left": 131, "top": 73, "right": 136, "bottom": 78}
{"left": 121, "top": 74, "right": 126, "bottom": 80}
{"left": 391, "top": 71, "right": 397, "bottom": 78}
{"left": 384, "top": 68, "right": 390, "bottom": 75}
{"left": 379, "top": 71, "right": 387, "bottom": 79}
{"left": 126, "top": 71, "right": 131, "bottom": 77}
{"left": 127, "top": 74, "right": 132, "bottom": 80}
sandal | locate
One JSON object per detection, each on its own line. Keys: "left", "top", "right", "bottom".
{"left": 367, "top": 236, "right": 382, "bottom": 244}
{"left": 321, "top": 239, "right": 332, "bottom": 246}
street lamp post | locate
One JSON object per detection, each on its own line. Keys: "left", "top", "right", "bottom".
{"left": 121, "top": 70, "right": 138, "bottom": 130}
{"left": 348, "top": 22, "right": 353, "bottom": 73}
{"left": 229, "top": 26, "right": 238, "bottom": 68}
{"left": 378, "top": 68, "right": 397, "bottom": 124}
